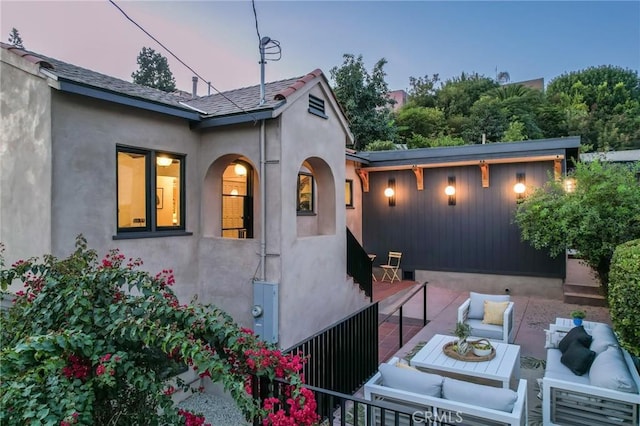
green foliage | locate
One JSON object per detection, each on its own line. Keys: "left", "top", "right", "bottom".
{"left": 435, "top": 72, "right": 499, "bottom": 118}
{"left": 0, "top": 236, "right": 317, "bottom": 425}
{"left": 514, "top": 160, "right": 640, "bottom": 293}
{"left": 406, "top": 133, "right": 465, "bottom": 149}
{"left": 570, "top": 310, "right": 586, "bottom": 319}
{"left": 406, "top": 73, "right": 440, "bottom": 108}
{"left": 396, "top": 106, "right": 446, "bottom": 142}
{"left": 503, "top": 121, "right": 527, "bottom": 142}
{"left": 452, "top": 322, "right": 471, "bottom": 340}
{"left": 8, "top": 27, "right": 24, "bottom": 49}
{"left": 330, "top": 54, "right": 396, "bottom": 149}
{"left": 608, "top": 239, "right": 640, "bottom": 356}
{"left": 546, "top": 66, "right": 640, "bottom": 151}
{"left": 462, "top": 96, "right": 508, "bottom": 143}
{"left": 364, "top": 140, "right": 398, "bottom": 151}
{"left": 131, "top": 47, "right": 177, "bottom": 92}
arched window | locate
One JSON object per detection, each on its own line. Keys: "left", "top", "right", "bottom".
{"left": 222, "top": 161, "right": 253, "bottom": 238}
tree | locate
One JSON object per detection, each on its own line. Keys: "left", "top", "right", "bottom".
{"left": 330, "top": 54, "right": 396, "bottom": 150}
{"left": 406, "top": 73, "right": 440, "bottom": 108}
{"left": 364, "top": 140, "right": 397, "bottom": 151}
{"left": 435, "top": 72, "right": 499, "bottom": 118}
{"left": 546, "top": 66, "right": 640, "bottom": 151}
{"left": 396, "top": 106, "right": 446, "bottom": 142}
{"left": 131, "top": 47, "right": 176, "bottom": 92}
{"left": 514, "top": 160, "right": 640, "bottom": 294}
{"left": 7, "top": 27, "right": 24, "bottom": 48}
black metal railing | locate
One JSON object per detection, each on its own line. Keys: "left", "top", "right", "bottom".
{"left": 379, "top": 281, "right": 428, "bottom": 350}
{"left": 251, "top": 376, "right": 458, "bottom": 426}
{"left": 346, "top": 227, "right": 373, "bottom": 301}
{"left": 283, "top": 303, "right": 379, "bottom": 396}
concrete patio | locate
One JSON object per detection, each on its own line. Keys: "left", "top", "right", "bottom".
{"left": 376, "top": 258, "right": 611, "bottom": 362}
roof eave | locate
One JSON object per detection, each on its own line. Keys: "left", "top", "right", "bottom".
{"left": 58, "top": 79, "right": 201, "bottom": 121}
{"left": 191, "top": 108, "right": 276, "bottom": 130}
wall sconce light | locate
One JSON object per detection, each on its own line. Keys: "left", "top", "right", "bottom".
{"left": 444, "top": 176, "right": 456, "bottom": 205}
{"left": 230, "top": 188, "right": 239, "bottom": 196}
{"left": 514, "top": 172, "right": 526, "bottom": 201}
{"left": 156, "top": 156, "right": 173, "bottom": 167}
{"left": 234, "top": 163, "right": 247, "bottom": 176}
{"left": 384, "top": 178, "right": 396, "bottom": 207}
{"left": 564, "top": 178, "right": 576, "bottom": 193}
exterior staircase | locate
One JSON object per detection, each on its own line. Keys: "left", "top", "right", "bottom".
{"left": 563, "top": 258, "right": 607, "bottom": 307}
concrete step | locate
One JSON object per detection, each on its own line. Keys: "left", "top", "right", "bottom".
{"left": 563, "top": 284, "right": 607, "bottom": 307}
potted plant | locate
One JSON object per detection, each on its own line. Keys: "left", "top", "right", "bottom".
{"left": 453, "top": 321, "right": 471, "bottom": 355}
{"left": 471, "top": 339, "right": 493, "bottom": 357}
{"left": 571, "top": 310, "right": 586, "bottom": 326}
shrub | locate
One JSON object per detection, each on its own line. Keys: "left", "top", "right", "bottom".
{"left": 0, "top": 236, "right": 318, "bottom": 425}
{"left": 608, "top": 239, "right": 640, "bottom": 357}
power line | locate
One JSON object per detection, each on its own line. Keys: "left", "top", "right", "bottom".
{"left": 108, "top": 0, "right": 258, "bottom": 122}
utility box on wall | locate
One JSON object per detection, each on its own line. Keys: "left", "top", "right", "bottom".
{"left": 252, "top": 281, "right": 279, "bottom": 344}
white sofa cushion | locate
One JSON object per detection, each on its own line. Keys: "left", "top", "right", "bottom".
{"left": 468, "top": 292, "right": 510, "bottom": 319}
{"left": 378, "top": 363, "right": 443, "bottom": 397}
{"left": 442, "top": 377, "right": 518, "bottom": 412}
{"left": 589, "top": 346, "right": 639, "bottom": 393}
{"left": 544, "top": 349, "right": 590, "bottom": 385}
{"left": 466, "top": 318, "right": 504, "bottom": 341}
{"left": 589, "top": 323, "right": 619, "bottom": 355}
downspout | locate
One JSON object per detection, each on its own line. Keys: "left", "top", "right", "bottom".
{"left": 259, "top": 119, "right": 266, "bottom": 281}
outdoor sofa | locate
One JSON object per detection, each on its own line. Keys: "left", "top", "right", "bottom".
{"left": 542, "top": 321, "right": 640, "bottom": 425}
{"left": 363, "top": 357, "right": 528, "bottom": 426}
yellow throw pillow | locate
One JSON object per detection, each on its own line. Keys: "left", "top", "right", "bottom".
{"left": 395, "top": 361, "right": 418, "bottom": 371}
{"left": 482, "top": 300, "right": 509, "bottom": 325}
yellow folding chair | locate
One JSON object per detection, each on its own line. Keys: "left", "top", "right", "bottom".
{"left": 380, "top": 251, "right": 402, "bottom": 283}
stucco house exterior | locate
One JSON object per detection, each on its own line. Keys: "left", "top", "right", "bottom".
{"left": 0, "top": 42, "right": 369, "bottom": 349}
{"left": 2, "top": 41, "right": 585, "bottom": 349}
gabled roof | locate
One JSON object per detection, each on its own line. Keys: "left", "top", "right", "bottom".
{"left": 0, "top": 43, "right": 331, "bottom": 125}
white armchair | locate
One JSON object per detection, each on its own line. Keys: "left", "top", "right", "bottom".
{"left": 457, "top": 292, "right": 514, "bottom": 343}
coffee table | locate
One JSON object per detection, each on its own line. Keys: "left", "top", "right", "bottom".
{"left": 409, "top": 334, "right": 520, "bottom": 388}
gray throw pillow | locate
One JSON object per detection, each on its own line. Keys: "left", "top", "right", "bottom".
{"left": 378, "top": 363, "right": 443, "bottom": 397}
{"left": 468, "top": 292, "right": 510, "bottom": 320}
{"left": 589, "top": 346, "right": 638, "bottom": 393}
{"left": 442, "top": 377, "right": 518, "bottom": 412}
{"left": 589, "top": 323, "right": 619, "bottom": 355}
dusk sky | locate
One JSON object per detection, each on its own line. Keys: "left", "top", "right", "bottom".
{"left": 2, "top": 1, "right": 639, "bottom": 94}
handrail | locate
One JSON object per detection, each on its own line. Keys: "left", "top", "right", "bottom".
{"left": 346, "top": 227, "right": 372, "bottom": 301}
{"left": 379, "top": 281, "right": 428, "bottom": 349}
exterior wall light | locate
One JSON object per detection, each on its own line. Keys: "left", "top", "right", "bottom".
{"left": 234, "top": 163, "right": 247, "bottom": 176}
{"left": 564, "top": 178, "right": 576, "bottom": 193}
{"left": 514, "top": 172, "right": 526, "bottom": 201}
{"left": 385, "top": 178, "right": 396, "bottom": 206}
{"left": 445, "top": 176, "right": 456, "bottom": 205}
{"left": 156, "top": 156, "right": 173, "bottom": 167}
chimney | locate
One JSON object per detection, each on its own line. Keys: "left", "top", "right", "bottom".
{"left": 192, "top": 76, "right": 198, "bottom": 98}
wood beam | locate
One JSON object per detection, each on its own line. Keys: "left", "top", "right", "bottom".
{"left": 356, "top": 169, "right": 369, "bottom": 192}
{"left": 554, "top": 158, "right": 562, "bottom": 181}
{"left": 479, "top": 162, "right": 490, "bottom": 188}
{"left": 412, "top": 166, "right": 424, "bottom": 190}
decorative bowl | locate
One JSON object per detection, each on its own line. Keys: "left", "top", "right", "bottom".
{"left": 473, "top": 346, "right": 492, "bottom": 357}
{"left": 471, "top": 339, "right": 493, "bottom": 357}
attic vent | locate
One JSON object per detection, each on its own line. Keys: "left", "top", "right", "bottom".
{"left": 308, "top": 94, "right": 328, "bottom": 119}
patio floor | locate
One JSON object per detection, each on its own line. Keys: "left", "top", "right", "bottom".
{"left": 373, "top": 259, "right": 611, "bottom": 362}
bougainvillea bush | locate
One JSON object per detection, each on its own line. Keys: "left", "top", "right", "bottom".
{"left": 0, "top": 237, "right": 318, "bottom": 425}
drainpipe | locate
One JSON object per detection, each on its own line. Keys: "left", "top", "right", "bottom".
{"left": 259, "top": 119, "right": 266, "bottom": 280}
